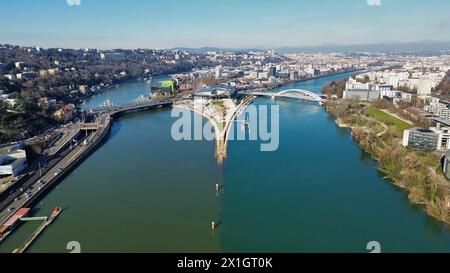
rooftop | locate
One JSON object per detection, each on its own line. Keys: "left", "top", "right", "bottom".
{"left": 0, "top": 148, "right": 27, "bottom": 166}
{"left": 410, "top": 128, "right": 434, "bottom": 134}
{"left": 433, "top": 117, "right": 450, "bottom": 127}
{"left": 3, "top": 208, "right": 30, "bottom": 227}
{"left": 195, "top": 83, "right": 236, "bottom": 98}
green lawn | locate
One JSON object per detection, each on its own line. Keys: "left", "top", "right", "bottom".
{"left": 211, "top": 100, "right": 224, "bottom": 107}
{"left": 364, "top": 107, "right": 411, "bottom": 135}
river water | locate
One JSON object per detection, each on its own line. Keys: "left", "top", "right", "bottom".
{"left": 1, "top": 73, "right": 450, "bottom": 253}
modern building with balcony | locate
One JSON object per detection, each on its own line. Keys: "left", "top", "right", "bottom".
{"left": 402, "top": 128, "right": 439, "bottom": 151}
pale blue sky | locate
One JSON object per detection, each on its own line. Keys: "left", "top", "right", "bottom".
{"left": 1, "top": 0, "right": 450, "bottom": 49}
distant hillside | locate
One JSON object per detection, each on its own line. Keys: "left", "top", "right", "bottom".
{"left": 171, "top": 47, "right": 267, "bottom": 54}
{"left": 172, "top": 41, "right": 450, "bottom": 54}
{"left": 275, "top": 41, "right": 450, "bottom": 54}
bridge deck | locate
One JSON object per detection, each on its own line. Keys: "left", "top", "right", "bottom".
{"left": 239, "top": 89, "right": 325, "bottom": 103}
{"left": 92, "top": 99, "right": 174, "bottom": 116}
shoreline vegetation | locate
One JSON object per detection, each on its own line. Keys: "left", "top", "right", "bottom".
{"left": 326, "top": 100, "right": 450, "bottom": 226}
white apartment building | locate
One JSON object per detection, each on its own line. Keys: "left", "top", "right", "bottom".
{"left": 430, "top": 126, "right": 450, "bottom": 151}
{"left": 380, "top": 90, "right": 413, "bottom": 102}
{"left": 418, "top": 76, "right": 433, "bottom": 96}
{"left": 345, "top": 78, "right": 375, "bottom": 91}
{"left": 384, "top": 72, "right": 410, "bottom": 88}
{"left": 343, "top": 79, "right": 380, "bottom": 101}
{"left": 215, "top": 65, "right": 223, "bottom": 79}
{"left": 424, "top": 101, "right": 450, "bottom": 119}
{"left": 357, "top": 69, "right": 444, "bottom": 95}
{"left": 344, "top": 78, "right": 413, "bottom": 102}
{"left": 100, "top": 52, "right": 126, "bottom": 62}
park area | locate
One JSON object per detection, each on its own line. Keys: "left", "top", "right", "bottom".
{"left": 364, "top": 106, "right": 411, "bottom": 135}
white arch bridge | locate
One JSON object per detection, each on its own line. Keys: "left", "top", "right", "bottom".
{"left": 239, "top": 89, "right": 326, "bottom": 104}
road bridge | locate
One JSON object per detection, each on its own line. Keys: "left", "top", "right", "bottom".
{"left": 239, "top": 89, "right": 325, "bottom": 104}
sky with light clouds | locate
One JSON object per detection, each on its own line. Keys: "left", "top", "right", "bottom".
{"left": 0, "top": 0, "right": 449, "bottom": 49}
{"left": 366, "top": 0, "right": 382, "bottom": 6}
{"left": 66, "top": 0, "right": 81, "bottom": 6}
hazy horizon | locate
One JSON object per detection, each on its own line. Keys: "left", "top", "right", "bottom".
{"left": 2, "top": 40, "right": 450, "bottom": 53}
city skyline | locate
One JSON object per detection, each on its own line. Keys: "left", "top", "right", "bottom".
{"left": 1, "top": 0, "right": 450, "bottom": 49}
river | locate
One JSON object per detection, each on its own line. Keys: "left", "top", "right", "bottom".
{"left": 1, "top": 73, "right": 450, "bottom": 253}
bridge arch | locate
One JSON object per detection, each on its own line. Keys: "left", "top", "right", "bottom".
{"left": 274, "top": 89, "right": 323, "bottom": 102}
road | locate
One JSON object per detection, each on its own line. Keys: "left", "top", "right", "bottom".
{"left": 46, "top": 125, "right": 81, "bottom": 155}
{"left": 0, "top": 124, "right": 85, "bottom": 223}
{"left": 0, "top": 124, "right": 95, "bottom": 224}
{"left": 0, "top": 132, "right": 92, "bottom": 225}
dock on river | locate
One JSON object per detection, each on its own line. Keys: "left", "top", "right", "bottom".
{"left": 13, "top": 207, "right": 62, "bottom": 254}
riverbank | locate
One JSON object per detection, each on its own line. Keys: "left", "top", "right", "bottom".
{"left": 326, "top": 100, "right": 450, "bottom": 226}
